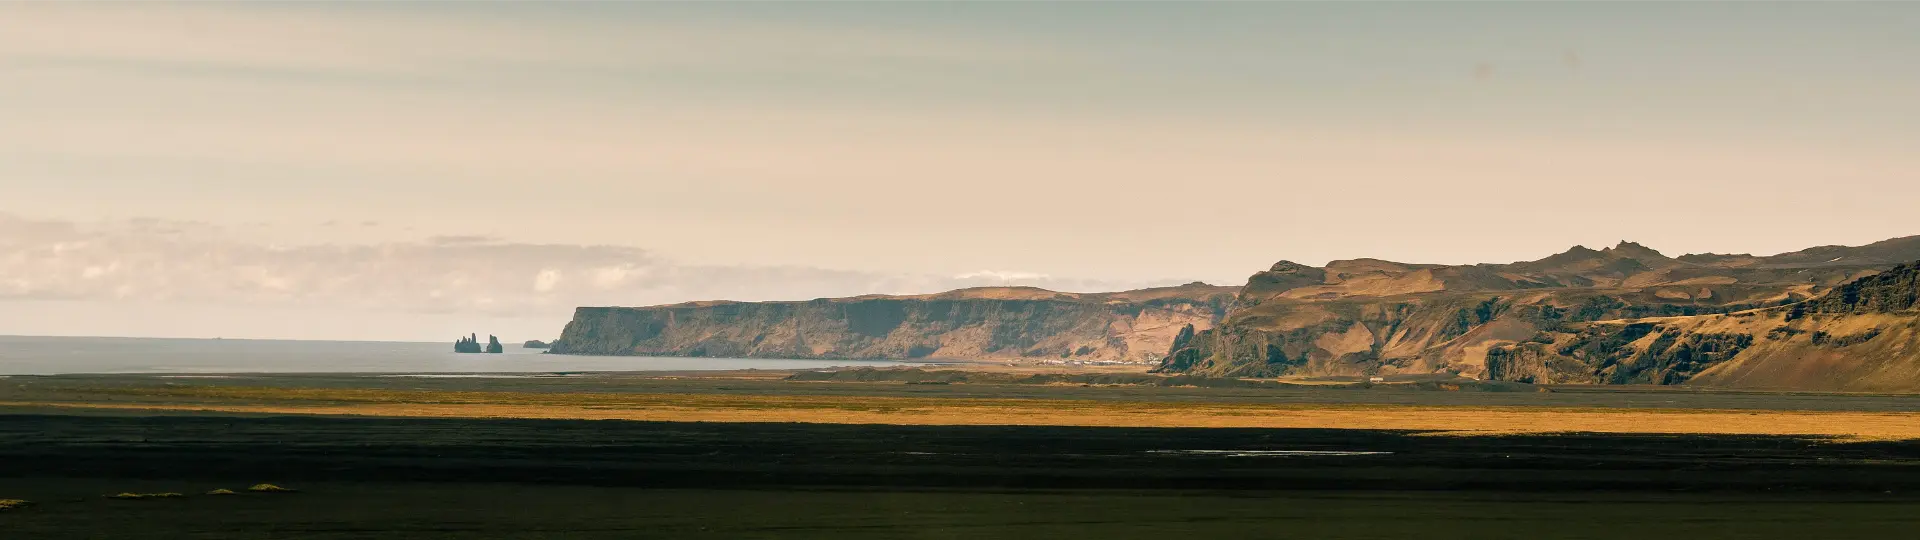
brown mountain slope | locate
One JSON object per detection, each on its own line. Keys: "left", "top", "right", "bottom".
{"left": 1157, "top": 237, "right": 1920, "bottom": 390}
{"left": 545, "top": 234, "right": 1920, "bottom": 390}
{"left": 1486, "top": 262, "right": 1920, "bottom": 391}
{"left": 550, "top": 282, "right": 1237, "bottom": 363}
{"left": 1679, "top": 235, "right": 1920, "bottom": 268}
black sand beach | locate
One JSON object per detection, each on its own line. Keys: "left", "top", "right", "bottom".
{"left": 4, "top": 410, "right": 1920, "bottom": 539}
{"left": 4, "top": 374, "right": 1919, "bottom": 538}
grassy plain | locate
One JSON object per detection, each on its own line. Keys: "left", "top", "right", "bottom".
{"left": 2, "top": 373, "right": 1917, "bottom": 439}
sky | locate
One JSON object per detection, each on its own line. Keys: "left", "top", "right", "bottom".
{"left": 3, "top": 2, "right": 1918, "bottom": 341}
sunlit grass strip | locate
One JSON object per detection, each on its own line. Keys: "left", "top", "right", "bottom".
{"left": 53, "top": 384, "right": 1775, "bottom": 415}
{"left": 105, "top": 493, "right": 185, "bottom": 500}
{"left": 11, "top": 385, "right": 1920, "bottom": 441}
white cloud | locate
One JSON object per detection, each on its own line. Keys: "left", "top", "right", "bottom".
{"left": 0, "top": 214, "right": 1183, "bottom": 318}
{"left": 590, "top": 265, "right": 636, "bottom": 290}
{"left": 532, "top": 269, "right": 562, "bottom": 293}
{"left": 0, "top": 3, "right": 1069, "bottom": 84}
{"left": 954, "top": 270, "right": 1051, "bottom": 282}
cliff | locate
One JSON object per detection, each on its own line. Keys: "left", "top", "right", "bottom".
{"left": 1486, "top": 263, "right": 1920, "bottom": 391}
{"left": 1156, "top": 236, "right": 1920, "bottom": 391}
{"left": 454, "top": 334, "right": 483, "bottom": 354}
{"left": 550, "top": 282, "right": 1237, "bottom": 363}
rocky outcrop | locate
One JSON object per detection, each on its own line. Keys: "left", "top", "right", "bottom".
{"left": 454, "top": 333, "right": 506, "bottom": 354}
{"left": 551, "top": 283, "right": 1237, "bottom": 363}
{"left": 454, "top": 334, "right": 483, "bottom": 354}
{"left": 1482, "top": 263, "right": 1920, "bottom": 391}
{"left": 1484, "top": 323, "right": 1756, "bottom": 385}
{"left": 1156, "top": 236, "right": 1920, "bottom": 390}
{"left": 523, "top": 340, "right": 551, "bottom": 349}
{"left": 1797, "top": 262, "right": 1920, "bottom": 315}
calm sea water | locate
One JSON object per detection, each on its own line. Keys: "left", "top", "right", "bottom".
{"left": 0, "top": 335, "right": 913, "bottom": 375}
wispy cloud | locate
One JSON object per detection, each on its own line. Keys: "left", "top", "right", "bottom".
{"left": 954, "top": 270, "right": 1052, "bottom": 282}
{"left": 0, "top": 3, "right": 1070, "bottom": 86}
{"left": 426, "top": 235, "right": 502, "bottom": 246}
{"left": 0, "top": 214, "right": 1180, "bottom": 317}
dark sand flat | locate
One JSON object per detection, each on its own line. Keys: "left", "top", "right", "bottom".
{"left": 4, "top": 374, "right": 1919, "bottom": 538}
{"left": 4, "top": 413, "right": 1920, "bottom": 539}
{"left": 8, "top": 480, "right": 1920, "bottom": 540}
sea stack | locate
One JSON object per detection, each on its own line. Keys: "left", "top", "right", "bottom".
{"left": 523, "top": 340, "right": 551, "bottom": 349}
{"left": 486, "top": 335, "right": 504, "bottom": 354}
{"left": 454, "top": 333, "right": 483, "bottom": 353}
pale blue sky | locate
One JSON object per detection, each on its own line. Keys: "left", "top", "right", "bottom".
{"left": 3, "top": 2, "right": 1918, "bottom": 339}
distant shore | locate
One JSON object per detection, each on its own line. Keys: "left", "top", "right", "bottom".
{"left": 5, "top": 372, "right": 1917, "bottom": 439}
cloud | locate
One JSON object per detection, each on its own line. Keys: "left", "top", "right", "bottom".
{"left": 427, "top": 235, "right": 503, "bottom": 246}
{"left": 532, "top": 269, "right": 562, "bottom": 293}
{"left": 0, "top": 214, "right": 1182, "bottom": 316}
{"left": 0, "top": 3, "right": 1070, "bottom": 87}
{"left": 954, "top": 270, "right": 1051, "bottom": 282}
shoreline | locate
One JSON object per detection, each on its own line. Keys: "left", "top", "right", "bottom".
{"left": 6, "top": 374, "right": 1919, "bottom": 439}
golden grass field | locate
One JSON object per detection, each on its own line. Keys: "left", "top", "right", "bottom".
{"left": 8, "top": 384, "right": 1919, "bottom": 440}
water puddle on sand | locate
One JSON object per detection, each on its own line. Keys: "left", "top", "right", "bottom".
{"left": 374, "top": 374, "right": 585, "bottom": 379}
{"left": 377, "top": 374, "right": 535, "bottom": 379}
{"left": 1148, "top": 450, "right": 1394, "bottom": 457}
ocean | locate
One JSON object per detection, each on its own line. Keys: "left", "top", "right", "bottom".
{"left": 0, "top": 335, "right": 912, "bottom": 375}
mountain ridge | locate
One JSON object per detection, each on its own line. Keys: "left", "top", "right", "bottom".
{"left": 547, "top": 234, "right": 1920, "bottom": 390}
{"left": 1158, "top": 235, "right": 1920, "bottom": 391}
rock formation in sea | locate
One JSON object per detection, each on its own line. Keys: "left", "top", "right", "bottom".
{"left": 454, "top": 334, "right": 483, "bottom": 354}
{"left": 455, "top": 333, "right": 506, "bottom": 354}
{"left": 523, "top": 340, "right": 551, "bottom": 349}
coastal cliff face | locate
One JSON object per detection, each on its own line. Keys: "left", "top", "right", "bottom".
{"left": 544, "top": 234, "right": 1920, "bottom": 390}
{"left": 1156, "top": 236, "right": 1920, "bottom": 391}
{"left": 1485, "top": 262, "right": 1920, "bottom": 391}
{"left": 550, "top": 283, "right": 1236, "bottom": 363}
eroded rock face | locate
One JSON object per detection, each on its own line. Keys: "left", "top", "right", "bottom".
{"left": 1483, "top": 294, "right": 1920, "bottom": 392}
{"left": 1156, "top": 237, "right": 1920, "bottom": 390}
{"left": 1485, "top": 323, "right": 1756, "bottom": 385}
{"left": 1799, "top": 262, "right": 1920, "bottom": 314}
{"left": 1161, "top": 280, "right": 1802, "bottom": 380}
{"left": 549, "top": 283, "right": 1237, "bottom": 363}
{"left": 455, "top": 334, "right": 483, "bottom": 354}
